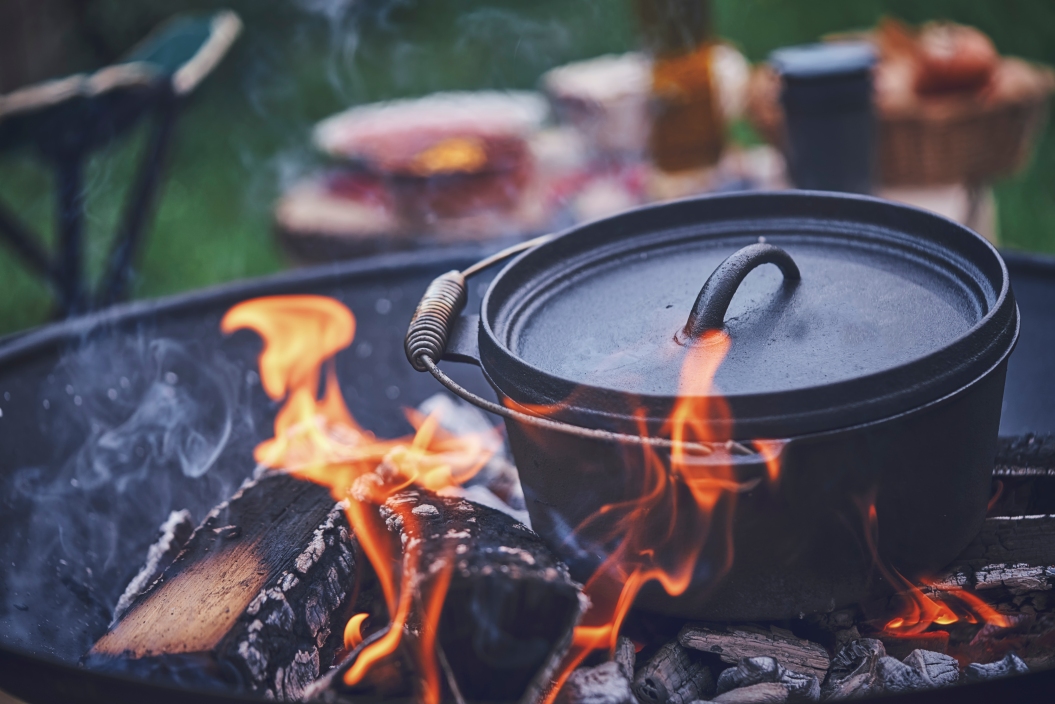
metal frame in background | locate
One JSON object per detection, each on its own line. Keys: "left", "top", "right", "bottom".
{"left": 0, "top": 11, "right": 241, "bottom": 318}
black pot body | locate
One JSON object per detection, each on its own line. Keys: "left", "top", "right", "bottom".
{"left": 497, "top": 356, "right": 1008, "bottom": 620}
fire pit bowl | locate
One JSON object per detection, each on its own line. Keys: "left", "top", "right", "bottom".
{"left": 406, "top": 191, "right": 1019, "bottom": 620}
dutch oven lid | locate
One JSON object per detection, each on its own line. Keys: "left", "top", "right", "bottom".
{"left": 479, "top": 192, "right": 1018, "bottom": 438}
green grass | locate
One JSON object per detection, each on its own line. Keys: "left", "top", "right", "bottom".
{"left": 1, "top": 0, "right": 1053, "bottom": 336}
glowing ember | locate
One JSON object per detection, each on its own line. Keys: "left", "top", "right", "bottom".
{"left": 222, "top": 295, "right": 494, "bottom": 702}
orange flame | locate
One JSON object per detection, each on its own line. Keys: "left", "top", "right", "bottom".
{"left": 854, "top": 494, "right": 1009, "bottom": 636}
{"left": 222, "top": 296, "right": 493, "bottom": 702}
{"left": 540, "top": 332, "right": 772, "bottom": 698}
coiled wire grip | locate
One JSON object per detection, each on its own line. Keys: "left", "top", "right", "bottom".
{"left": 405, "top": 270, "right": 467, "bottom": 373}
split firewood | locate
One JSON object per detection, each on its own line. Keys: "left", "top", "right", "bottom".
{"left": 112, "top": 509, "right": 195, "bottom": 623}
{"left": 678, "top": 624, "right": 829, "bottom": 681}
{"left": 555, "top": 661, "right": 635, "bottom": 704}
{"left": 316, "top": 486, "right": 586, "bottom": 704}
{"left": 901, "top": 649, "right": 959, "bottom": 688}
{"left": 632, "top": 640, "right": 715, "bottom": 704}
{"left": 963, "top": 653, "right": 1029, "bottom": 681}
{"left": 715, "top": 656, "right": 819, "bottom": 702}
{"left": 86, "top": 471, "right": 357, "bottom": 700}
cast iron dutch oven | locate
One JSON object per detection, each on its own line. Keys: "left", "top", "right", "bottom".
{"left": 405, "top": 191, "right": 1019, "bottom": 620}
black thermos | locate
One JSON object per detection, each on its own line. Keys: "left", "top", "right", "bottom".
{"left": 770, "top": 42, "right": 877, "bottom": 194}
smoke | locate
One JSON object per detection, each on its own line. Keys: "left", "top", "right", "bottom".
{"left": 0, "top": 335, "right": 256, "bottom": 660}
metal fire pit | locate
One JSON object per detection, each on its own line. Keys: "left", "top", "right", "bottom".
{"left": 1, "top": 246, "right": 1054, "bottom": 704}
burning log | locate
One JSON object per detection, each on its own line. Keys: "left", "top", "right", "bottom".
{"left": 678, "top": 624, "right": 829, "bottom": 681}
{"left": 555, "top": 662, "right": 635, "bottom": 704}
{"left": 715, "top": 657, "right": 819, "bottom": 702}
{"left": 318, "top": 487, "right": 586, "bottom": 704}
{"left": 632, "top": 640, "right": 715, "bottom": 704}
{"left": 86, "top": 471, "right": 357, "bottom": 699}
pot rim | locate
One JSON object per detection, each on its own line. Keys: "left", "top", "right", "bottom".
{"left": 477, "top": 190, "right": 1018, "bottom": 439}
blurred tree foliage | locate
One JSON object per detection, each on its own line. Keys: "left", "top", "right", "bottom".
{"left": 1, "top": 0, "right": 1053, "bottom": 334}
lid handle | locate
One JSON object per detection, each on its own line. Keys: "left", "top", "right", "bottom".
{"left": 682, "top": 243, "right": 801, "bottom": 340}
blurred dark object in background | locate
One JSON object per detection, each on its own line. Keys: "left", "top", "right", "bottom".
{"left": 636, "top": 0, "right": 726, "bottom": 171}
{"left": 771, "top": 42, "right": 877, "bottom": 193}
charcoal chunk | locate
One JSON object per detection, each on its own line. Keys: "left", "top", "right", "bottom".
{"left": 633, "top": 641, "right": 714, "bottom": 704}
{"left": 712, "top": 682, "right": 789, "bottom": 703}
{"left": 821, "top": 640, "right": 885, "bottom": 701}
{"left": 716, "top": 657, "right": 818, "bottom": 702}
{"left": 875, "top": 656, "right": 925, "bottom": 694}
{"left": 827, "top": 639, "right": 885, "bottom": 681}
{"left": 557, "top": 661, "right": 634, "bottom": 704}
{"left": 902, "top": 649, "right": 959, "bottom": 687}
{"left": 614, "top": 636, "right": 636, "bottom": 681}
{"left": 963, "top": 653, "right": 1029, "bottom": 682}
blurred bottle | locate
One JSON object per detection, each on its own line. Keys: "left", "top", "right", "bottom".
{"left": 636, "top": 0, "right": 724, "bottom": 172}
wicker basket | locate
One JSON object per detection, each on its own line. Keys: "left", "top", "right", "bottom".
{"left": 747, "top": 58, "right": 1055, "bottom": 186}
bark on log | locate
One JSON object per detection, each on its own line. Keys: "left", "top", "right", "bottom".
{"left": 85, "top": 471, "right": 357, "bottom": 699}
{"left": 317, "top": 487, "right": 586, "bottom": 704}
{"left": 678, "top": 624, "right": 829, "bottom": 681}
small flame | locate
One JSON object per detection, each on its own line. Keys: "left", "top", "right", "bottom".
{"left": 222, "top": 296, "right": 494, "bottom": 702}
{"left": 854, "top": 493, "right": 1009, "bottom": 636}
{"left": 344, "top": 613, "right": 369, "bottom": 650}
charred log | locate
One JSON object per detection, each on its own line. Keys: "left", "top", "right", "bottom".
{"left": 712, "top": 682, "right": 790, "bottom": 704}
{"left": 613, "top": 635, "right": 636, "bottom": 681}
{"left": 85, "top": 472, "right": 357, "bottom": 699}
{"left": 319, "top": 487, "right": 585, "bottom": 704}
{"left": 716, "top": 656, "right": 819, "bottom": 702}
{"left": 820, "top": 639, "right": 885, "bottom": 700}
{"left": 678, "top": 624, "right": 829, "bottom": 681}
{"left": 963, "top": 653, "right": 1029, "bottom": 682}
{"left": 556, "top": 661, "right": 635, "bottom": 704}
{"left": 632, "top": 640, "right": 715, "bottom": 704}
{"left": 901, "top": 649, "right": 959, "bottom": 688}
{"left": 946, "top": 515, "right": 1055, "bottom": 571}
